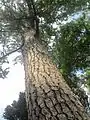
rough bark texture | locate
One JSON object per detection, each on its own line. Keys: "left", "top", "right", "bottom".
{"left": 22, "top": 29, "right": 89, "bottom": 120}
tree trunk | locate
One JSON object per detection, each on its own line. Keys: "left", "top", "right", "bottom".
{"left": 22, "top": 29, "right": 89, "bottom": 120}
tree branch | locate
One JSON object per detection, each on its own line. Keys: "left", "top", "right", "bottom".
{"left": 0, "top": 30, "right": 18, "bottom": 32}
{"left": 25, "top": 0, "right": 32, "bottom": 15}
{"left": 30, "top": 0, "right": 39, "bottom": 38}
{"left": 30, "top": 0, "right": 37, "bottom": 17}
{"left": 0, "top": 39, "right": 24, "bottom": 60}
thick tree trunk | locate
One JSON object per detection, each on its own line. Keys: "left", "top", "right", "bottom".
{"left": 22, "top": 29, "right": 89, "bottom": 120}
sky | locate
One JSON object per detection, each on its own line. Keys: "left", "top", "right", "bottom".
{"left": 0, "top": 53, "right": 25, "bottom": 120}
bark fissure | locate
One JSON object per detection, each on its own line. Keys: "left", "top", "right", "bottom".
{"left": 22, "top": 29, "right": 89, "bottom": 120}
{"left": 59, "top": 89, "right": 83, "bottom": 120}
{"left": 58, "top": 88, "right": 77, "bottom": 119}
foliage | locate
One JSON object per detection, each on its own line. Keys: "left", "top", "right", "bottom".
{"left": 3, "top": 92, "right": 28, "bottom": 120}
{"left": 85, "top": 69, "right": 90, "bottom": 89}
{"left": 52, "top": 16, "right": 90, "bottom": 86}
{"left": 81, "top": 68, "right": 90, "bottom": 89}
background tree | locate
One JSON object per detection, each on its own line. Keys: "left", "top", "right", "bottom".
{"left": 0, "top": 0, "right": 90, "bottom": 119}
{"left": 52, "top": 15, "right": 90, "bottom": 112}
{"left": 3, "top": 92, "right": 28, "bottom": 120}
{"left": 52, "top": 16, "right": 90, "bottom": 84}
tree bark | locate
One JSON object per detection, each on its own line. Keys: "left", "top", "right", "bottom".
{"left": 22, "top": 29, "right": 89, "bottom": 120}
